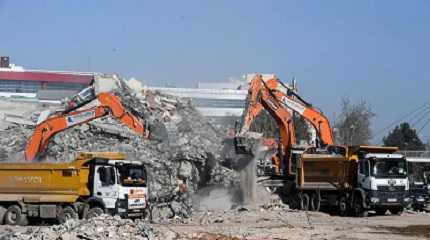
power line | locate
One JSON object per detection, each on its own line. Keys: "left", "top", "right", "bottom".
{"left": 417, "top": 117, "right": 430, "bottom": 135}
{"left": 374, "top": 100, "right": 430, "bottom": 137}
{"left": 411, "top": 106, "right": 430, "bottom": 128}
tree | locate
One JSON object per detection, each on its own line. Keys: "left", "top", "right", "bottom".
{"left": 333, "top": 98, "right": 375, "bottom": 145}
{"left": 383, "top": 122, "right": 425, "bottom": 150}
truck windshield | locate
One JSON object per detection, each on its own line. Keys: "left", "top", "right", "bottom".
{"left": 118, "top": 165, "right": 147, "bottom": 187}
{"left": 371, "top": 158, "right": 407, "bottom": 178}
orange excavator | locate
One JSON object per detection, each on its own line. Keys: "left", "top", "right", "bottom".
{"left": 235, "top": 74, "right": 343, "bottom": 177}
{"left": 236, "top": 75, "right": 407, "bottom": 215}
{"left": 25, "top": 88, "right": 148, "bottom": 161}
{"left": 235, "top": 74, "right": 296, "bottom": 176}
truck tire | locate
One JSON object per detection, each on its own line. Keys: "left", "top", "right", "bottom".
{"left": 375, "top": 209, "right": 386, "bottom": 215}
{"left": 86, "top": 207, "right": 104, "bottom": 219}
{"left": 289, "top": 194, "right": 300, "bottom": 210}
{"left": 353, "top": 197, "right": 368, "bottom": 217}
{"left": 58, "top": 206, "right": 78, "bottom": 224}
{"left": 4, "top": 205, "right": 23, "bottom": 226}
{"left": 300, "top": 193, "right": 310, "bottom": 211}
{"left": 0, "top": 206, "right": 6, "bottom": 224}
{"left": 19, "top": 215, "right": 28, "bottom": 226}
{"left": 389, "top": 207, "right": 403, "bottom": 215}
{"left": 338, "top": 196, "right": 349, "bottom": 217}
{"left": 310, "top": 192, "right": 320, "bottom": 211}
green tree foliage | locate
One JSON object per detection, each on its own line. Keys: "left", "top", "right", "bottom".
{"left": 334, "top": 98, "right": 375, "bottom": 145}
{"left": 383, "top": 122, "right": 425, "bottom": 150}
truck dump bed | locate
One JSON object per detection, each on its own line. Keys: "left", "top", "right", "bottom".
{"left": 298, "top": 154, "right": 354, "bottom": 190}
{"left": 0, "top": 159, "right": 91, "bottom": 203}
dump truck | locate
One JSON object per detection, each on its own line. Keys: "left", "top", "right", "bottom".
{"left": 0, "top": 152, "right": 148, "bottom": 225}
{"left": 291, "top": 146, "right": 410, "bottom": 216}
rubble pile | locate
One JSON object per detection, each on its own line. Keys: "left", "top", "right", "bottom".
{"left": 0, "top": 124, "right": 32, "bottom": 162}
{"left": 0, "top": 77, "right": 240, "bottom": 216}
{"left": 0, "top": 215, "right": 155, "bottom": 240}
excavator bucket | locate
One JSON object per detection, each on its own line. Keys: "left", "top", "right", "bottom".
{"left": 234, "top": 135, "right": 253, "bottom": 155}
{"left": 234, "top": 121, "right": 262, "bottom": 155}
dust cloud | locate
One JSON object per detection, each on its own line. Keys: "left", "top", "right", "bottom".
{"left": 193, "top": 143, "right": 268, "bottom": 210}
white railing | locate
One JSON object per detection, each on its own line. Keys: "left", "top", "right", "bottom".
{"left": 398, "top": 151, "right": 430, "bottom": 158}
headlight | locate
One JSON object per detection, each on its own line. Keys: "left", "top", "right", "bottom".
{"left": 404, "top": 197, "right": 411, "bottom": 202}
{"left": 371, "top": 197, "right": 380, "bottom": 203}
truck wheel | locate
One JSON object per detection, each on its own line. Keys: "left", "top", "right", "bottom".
{"left": 58, "top": 206, "right": 78, "bottom": 224}
{"left": 289, "top": 194, "right": 300, "bottom": 210}
{"left": 86, "top": 207, "right": 104, "bottom": 219}
{"left": 300, "top": 193, "right": 310, "bottom": 211}
{"left": 310, "top": 192, "right": 320, "bottom": 211}
{"left": 338, "top": 196, "right": 349, "bottom": 217}
{"left": 0, "top": 206, "right": 6, "bottom": 224}
{"left": 375, "top": 209, "right": 386, "bottom": 215}
{"left": 353, "top": 197, "right": 368, "bottom": 217}
{"left": 265, "top": 186, "right": 279, "bottom": 194}
{"left": 19, "top": 215, "right": 28, "bottom": 226}
{"left": 4, "top": 205, "right": 23, "bottom": 226}
{"left": 390, "top": 207, "right": 403, "bottom": 215}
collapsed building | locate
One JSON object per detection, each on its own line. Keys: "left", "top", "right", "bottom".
{"left": 0, "top": 75, "right": 243, "bottom": 219}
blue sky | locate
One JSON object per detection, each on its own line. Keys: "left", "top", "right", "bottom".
{"left": 0, "top": 1, "right": 429, "bottom": 142}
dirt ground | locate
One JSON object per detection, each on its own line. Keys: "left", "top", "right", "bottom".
{"left": 154, "top": 209, "right": 430, "bottom": 240}
{"left": 0, "top": 208, "right": 428, "bottom": 240}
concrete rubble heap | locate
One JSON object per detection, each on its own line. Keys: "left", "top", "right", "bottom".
{"left": 0, "top": 76, "right": 240, "bottom": 218}
{"left": 0, "top": 214, "right": 155, "bottom": 240}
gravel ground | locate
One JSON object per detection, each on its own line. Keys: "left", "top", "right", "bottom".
{"left": 154, "top": 209, "right": 430, "bottom": 240}
{"left": 0, "top": 209, "right": 428, "bottom": 240}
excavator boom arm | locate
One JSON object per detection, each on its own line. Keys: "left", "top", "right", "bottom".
{"left": 96, "top": 92, "right": 147, "bottom": 137}
{"left": 25, "top": 93, "right": 147, "bottom": 161}
{"left": 235, "top": 75, "right": 296, "bottom": 155}
{"left": 261, "top": 77, "right": 334, "bottom": 146}
{"left": 235, "top": 74, "right": 337, "bottom": 176}
{"left": 280, "top": 94, "right": 334, "bottom": 145}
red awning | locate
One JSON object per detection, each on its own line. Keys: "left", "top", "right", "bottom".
{"left": 0, "top": 71, "right": 93, "bottom": 84}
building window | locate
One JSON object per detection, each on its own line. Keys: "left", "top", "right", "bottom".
{"left": 191, "top": 98, "right": 245, "bottom": 108}
{"left": 0, "top": 79, "right": 87, "bottom": 93}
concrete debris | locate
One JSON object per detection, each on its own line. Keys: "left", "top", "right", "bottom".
{"left": 0, "top": 215, "right": 155, "bottom": 240}
{"left": 0, "top": 208, "right": 429, "bottom": 240}
{"left": 0, "top": 76, "right": 240, "bottom": 221}
{"left": 0, "top": 113, "right": 34, "bottom": 126}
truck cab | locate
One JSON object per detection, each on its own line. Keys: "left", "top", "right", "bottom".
{"left": 91, "top": 158, "right": 148, "bottom": 218}
{"left": 357, "top": 152, "right": 410, "bottom": 214}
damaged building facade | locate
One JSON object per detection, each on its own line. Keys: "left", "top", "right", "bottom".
{"left": 0, "top": 56, "right": 93, "bottom": 101}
